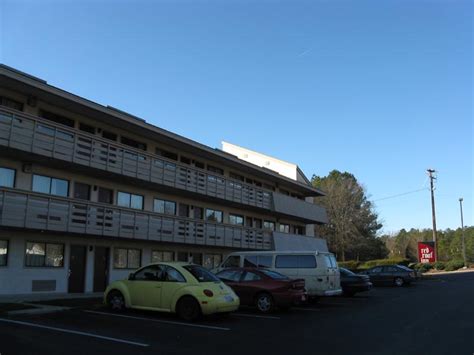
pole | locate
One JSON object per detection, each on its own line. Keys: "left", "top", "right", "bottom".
{"left": 459, "top": 198, "right": 467, "bottom": 268}
{"left": 427, "top": 169, "right": 438, "bottom": 261}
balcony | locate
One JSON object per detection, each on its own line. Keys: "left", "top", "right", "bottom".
{"left": 0, "top": 108, "right": 272, "bottom": 210}
{"left": 0, "top": 188, "right": 273, "bottom": 250}
{"left": 272, "top": 192, "right": 328, "bottom": 224}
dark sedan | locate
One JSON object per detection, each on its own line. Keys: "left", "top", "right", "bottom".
{"left": 359, "top": 265, "right": 416, "bottom": 287}
{"left": 215, "top": 268, "right": 307, "bottom": 313}
{"left": 339, "top": 267, "right": 372, "bottom": 296}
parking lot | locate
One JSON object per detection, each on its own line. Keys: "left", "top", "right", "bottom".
{"left": 0, "top": 271, "right": 473, "bottom": 355}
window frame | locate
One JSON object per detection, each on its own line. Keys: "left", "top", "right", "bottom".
{"left": 113, "top": 248, "right": 142, "bottom": 269}
{"left": 275, "top": 254, "right": 317, "bottom": 269}
{"left": 0, "top": 166, "right": 16, "bottom": 188}
{"left": 117, "top": 191, "right": 144, "bottom": 210}
{"left": 32, "top": 174, "right": 69, "bottom": 197}
{"left": 205, "top": 208, "right": 223, "bottom": 223}
{"left": 24, "top": 241, "right": 65, "bottom": 268}
{"left": 153, "top": 198, "right": 176, "bottom": 215}
{"left": 229, "top": 214, "right": 244, "bottom": 226}
{"left": 73, "top": 182, "right": 91, "bottom": 200}
{"left": 151, "top": 250, "right": 175, "bottom": 263}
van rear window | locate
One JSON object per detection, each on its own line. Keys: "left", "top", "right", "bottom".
{"left": 275, "top": 255, "right": 316, "bottom": 269}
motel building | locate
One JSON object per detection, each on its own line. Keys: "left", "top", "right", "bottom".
{"left": 0, "top": 65, "right": 328, "bottom": 296}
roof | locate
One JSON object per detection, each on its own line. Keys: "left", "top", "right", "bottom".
{"left": 0, "top": 64, "right": 325, "bottom": 197}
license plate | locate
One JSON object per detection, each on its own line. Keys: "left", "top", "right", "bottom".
{"left": 224, "top": 295, "right": 234, "bottom": 302}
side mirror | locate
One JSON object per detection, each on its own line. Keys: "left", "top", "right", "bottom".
{"left": 128, "top": 273, "right": 135, "bottom": 280}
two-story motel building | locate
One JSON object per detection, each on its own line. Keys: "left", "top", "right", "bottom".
{"left": 0, "top": 65, "right": 327, "bottom": 296}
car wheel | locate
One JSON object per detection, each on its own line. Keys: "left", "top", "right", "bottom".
{"left": 107, "top": 290, "right": 125, "bottom": 311}
{"left": 255, "top": 293, "right": 274, "bottom": 313}
{"left": 394, "top": 277, "right": 404, "bottom": 287}
{"left": 176, "top": 296, "right": 201, "bottom": 321}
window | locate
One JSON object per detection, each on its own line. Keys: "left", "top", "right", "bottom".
{"left": 279, "top": 223, "right": 290, "bottom": 233}
{"left": 203, "top": 254, "right": 222, "bottom": 269}
{"left": 151, "top": 250, "right": 174, "bottom": 263}
{"left": 207, "top": 165, "right": 224, "bottom": 175}
{"left": 230, "top": 172, "right": 245, "bottom": 181}
{"left": 293, "top": 225, "right": 305, "bottom": 235}
{"left": 39, "top": 109, "right": 75, "bottom": 127}
{"left": 32, "top": 175, "right": 69, "bottom": 197}
{"left": 183, "top": 265, "right": 220, "bottom": 282}
{"left": 244, "top": 255, "right": 258, "bottom": 267}
{"left": 73, "top": 182, "right": 90, "bottom": 200}
{"left": 229, "top": 214, "right": 244, "bottom": 226}
{"left": 25, "top": 242, "right": 64, "bottom": 267}
{"left": 102, "top": 130, "right": 117, "bottom": 141}
{"left": 216, "top": 269, "right": 243, "bottom": 282}
{"left": 206, "top": 209, "right": 223, "bottom": 223}
{"left": 98, "top": 187, "right": 113, "bottom": 204}
{"left": 222, "top": 255, "right": 240, "bottom": 268}
{"left": 180, "top": 156, "right": 191, "bottom": 165}
{"left": 113, "top": 248, "right": 141, "bottom": 269}
{"left": 154, "top": 199, "right": 176, "bottom": 215}
{"left": 280, "top": 189, "right": 290, "bottom": 196}
{"left": 190, "top": 253, "right": 203, "bottom": 265}
{"left": 244, "top": 255, "right": 273, "bottom": 268}
{"left": 275, "top": 255, "right": 317, "bottom": 269}
{"left": 178, "top": 203, "right": 189, "bottom": 217}
{"left": 243, "top": 272, "right": 262, "bottom": 282}
{"left": 133, "top": 265, "right": 163, "bottom": 281}
{"left": 193, "top": 206, "right": 203, "bottom": 220}
{"left": 155, "top": 148, "right": 178, "bottom": 161}
{"left": 177, "top": 252, "right": 189, "bottom": 262}
{"left": 263, "top": 220, "right": 275, "bottom": 231}
{"left": 79, "top": 123, "right": 95, "bottom": 134}
{"left": 121, "top": 136, "right": 147, "bottom": 151}
{"left": 0, "top": 96, "right": 23, "bottom": 111}
{"left": 194, "top": 160, "right": 205, "bottom": 169}
{"left": 0, "top": 240, "right": 8, "bottom": 266}
{"left": 385, "top": 266, "right": 398, "bottom": 273}
{"left": 370, "top": 267, "right": 383, "bottom": 274}
{"left": 254, "top": 219, "right": 262, "bottom": 229}
{"left": 324, "top": 254, "right": 337, "bottom": 268}
{"left": 164, "top": 266, "right": 186, "bottom": 282}
{"left": 263, "top": 183, "right": 275, "bottom": 191}
{"left": 0, "top": 167, "right": 15, "bottom": 188}
{"left": 118, "top": 191, "right": 143, "bottom": 210}
{"left": 245, "top": 217, "right": 253, "bottom": 227}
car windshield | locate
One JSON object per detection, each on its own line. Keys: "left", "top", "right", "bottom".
{"left": 340, "top": 267, "right": 355, "bottom": 276}
{"left": 259, "top": 269, "right": 289, "bottom": 280}
{"left": 183, "top": 265, "right": 220, "bottom": 282}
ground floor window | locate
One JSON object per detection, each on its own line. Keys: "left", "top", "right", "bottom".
{"left": 203, "top": 254, "right": 222, "bottom": 269}
{"left": 279, "top": 223, "right": 290, "bottom": 233}
{"left": 0, "top": 240, "right": 8, "bottom": 266}
{"left": 114, "top": 248, "right": 141, "bottom": 269}
{"left": 151, "top": 250, "right": 174, "bottom": 263}
{"left": 25, "top": 242, "right": 64, "bottom": 267}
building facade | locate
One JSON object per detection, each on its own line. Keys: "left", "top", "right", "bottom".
{"left": 0, "top": 65, "right": 327, "bottom": 295}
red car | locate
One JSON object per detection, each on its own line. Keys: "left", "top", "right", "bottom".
{"left": 215, "top": 268, "right": 307, "bottom": 313}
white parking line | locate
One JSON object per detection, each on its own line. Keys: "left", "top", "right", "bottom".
{"left": 0, "top": 318, "right": 149, "bottom": 347}
{"left": 85, "top": 310, "right": 231, "bottom": 331}
{"left": 233, "top": 313, "right": 280, "bottom": 320}
{"left": 292, "top": 307, "right": 321, "bottom": 312}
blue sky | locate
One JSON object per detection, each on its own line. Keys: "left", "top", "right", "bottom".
{"left": 1, "top": 0, "right": 472, "bottom": 233}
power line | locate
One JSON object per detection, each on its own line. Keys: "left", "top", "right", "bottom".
{"left": 373, "top": 188, "right": 429, "bottom": 202}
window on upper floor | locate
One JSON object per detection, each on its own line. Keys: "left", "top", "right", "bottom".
{"left": 155, "top": 148, "right": 178, "bottom": 161}
{"left": 293, "top": 225, "right": 305, "bottom": 235}
{"left": 32, "top": 174, "right": 69, "bottom": 197}
{"left": 39, "top": 109, "right": 75, "bottom": 128}
{"left": 229, "top": 214, "right": 244, "bottom": 226}
{"left": 0, "top": 96, "right": 24, "bottom": 111}
{"left": 180, "top": 156, "right": 191, "bottom": 165}
{"left": 98, "top": 187, "right": 114, "bottom": 204}
{"left": 263, "top": 220, "right": 275, "bottom": 231}
{"left": 154, "top": 199, "right": 176, "bottom": 215}
{"left": 230, "top": 172, "right": 245, "bottom": 182}
{"left": 121, "top": 136, "right": 147, "bottom": 151}
{"left": 207, "top": 165, "right": 224, "bottom": 175}
{"left": 102, "top": 130, "right": 117, "bottom": 141}
{"left": 178, "top": 203, "right": 189, "bottom": 217}
{"left": 0, "top": 167, "right": 15, "bottom": 188}
{"left": 117, "top": 191, "right": 143, "bottom": 210}
{"left": 206, "top": 209, "right": 223, "bottom": 223}
{"left": 193, "top": 206, "right": 204, "bottom": 220}
{"left": 279, "top": 223, "right": 290, "bottom": 233}
{"left": 79, "top": 122, "right": 96, "bottom": 134}
{"left": 194, "top": 160, "right": 205, "bottom": 169}
{"left": 73, "top": 182, "right": 91, "bottom": 200}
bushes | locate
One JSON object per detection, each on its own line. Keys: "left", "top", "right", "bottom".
{"left": 433, "top": 261, "right": 446, "bottom": 270}
{"left": 337, "top": 260, "right": 360, "bottom": 270}
{"left": 358, "top": 258, "right": 410, "bottom": 270}
{"left": 445, "top": 259, "right": 465, "bottom": 271}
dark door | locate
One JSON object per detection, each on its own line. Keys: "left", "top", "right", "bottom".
{"left": 93, "top": 247, "right": 110, "bottom": 292}
{"left": 68, "top": 245, "right": 87, "bottom": 293}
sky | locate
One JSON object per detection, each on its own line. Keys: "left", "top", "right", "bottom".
{"left": 1, "top": 0, "right": 472, "bottom": 233}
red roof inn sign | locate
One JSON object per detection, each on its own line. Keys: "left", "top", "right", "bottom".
{"left": 418, "top": 242, "right": 436, "bottom": 263}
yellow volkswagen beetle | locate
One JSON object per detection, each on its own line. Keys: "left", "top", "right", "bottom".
{"left": 104, "top": 262, "right": 239, "bottom": 321}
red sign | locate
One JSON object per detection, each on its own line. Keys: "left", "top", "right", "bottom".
{"left": 418, "top": 242, "right": 436, "bottom": 263}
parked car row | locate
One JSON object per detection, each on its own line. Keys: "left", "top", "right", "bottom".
{"left": 103, "top": 251, "right": 417, "bottom": 321}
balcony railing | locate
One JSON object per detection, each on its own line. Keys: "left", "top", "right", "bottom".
{"left": 0, "top": 108, "right": 272, "bottom": 210}
{"left": 0, "top": 188, "right": 273, "bottom": 250}
{"left": 272, "top": 192, "right": 328, "bottom": 224}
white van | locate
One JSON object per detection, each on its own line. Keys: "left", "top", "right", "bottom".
{"left": 215, "top": 251, "right": 342, "bottom": 298}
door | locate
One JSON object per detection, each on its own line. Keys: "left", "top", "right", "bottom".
{"left": 368, "top": 267, "right": 384, "bottom": 284}
{"left": 128, "top": 265, "right": 163, "bottom": 308}
{"left": 93, "top": 247, "right": 110, "bottom": 292}
{"left": 68, "top": 245, "right": 87, "bottom": 293}
{"left": 238, "top": 271, "right": 264, "bottom": 305}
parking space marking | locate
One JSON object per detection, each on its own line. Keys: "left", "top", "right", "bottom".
{"left": 84, "top": 310, "right": 231, "bottom": 331}
{"left": 233, "top": 313, "right": 280, "bottom": 320}
{"left": 0, "top": 318, "right": 149, "bottom": 347}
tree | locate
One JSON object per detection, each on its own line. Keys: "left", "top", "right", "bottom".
{"left": 312, "top": 170, "right": 385, "bottom": 261}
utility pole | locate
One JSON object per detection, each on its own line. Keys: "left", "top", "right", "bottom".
{"left": 459, "top": 198, "right": 467, "bottom": 268}
{"left": 427, "top": 169, "right": 438, "bottom": 261}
